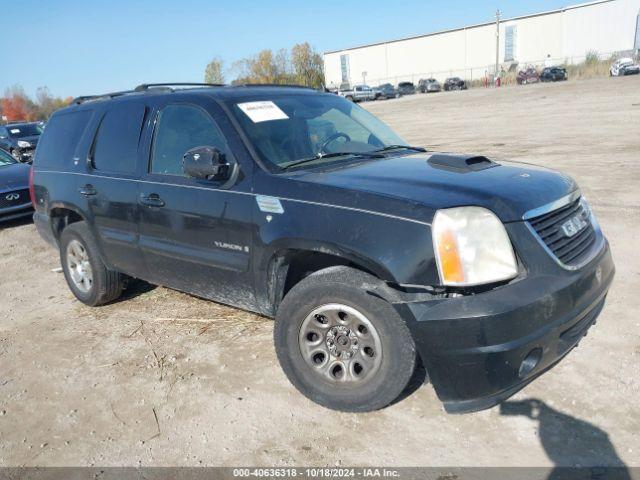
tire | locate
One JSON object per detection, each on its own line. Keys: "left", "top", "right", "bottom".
{"left": 274, "top": 266, "right": 416, "bottom": 412}
{"left": 345, "top": 95, "right": 354, "bottom": 102}
{"left": 60, "top": 221, "right": 124, "bottom": 306}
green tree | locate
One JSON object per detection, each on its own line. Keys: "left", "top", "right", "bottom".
{"left": 204, "top": 57, "right": 225, "bottom": 84}
{"left": 291, "top": 42, "right": 324, "bottom": 88}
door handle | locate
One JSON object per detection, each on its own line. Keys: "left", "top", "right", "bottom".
{"left": 79, "top": 184, "right": 97, "bottom": 196}
{"left": 139, "top": 193, "right": 165, "bottom": 208}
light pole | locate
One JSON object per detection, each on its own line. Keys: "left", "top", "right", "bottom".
{"left": 362, "top": 71, "right": 367, "bottom": 86}
{"left": 495, "top": 9, "right": 501, "bottom": 86}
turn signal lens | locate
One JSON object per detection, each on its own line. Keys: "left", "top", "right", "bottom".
{"left": 433, "top": 206, "right": 518, "bottom": 286}
{"left": 436, "top": 228, "right": 464, "bottom": 283}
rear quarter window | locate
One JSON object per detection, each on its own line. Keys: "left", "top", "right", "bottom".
{"left": 35, "top": 110, "right": 92, "bottom": 168}
{"left": 92, "top": 103, "right": 146, "bottom": 174}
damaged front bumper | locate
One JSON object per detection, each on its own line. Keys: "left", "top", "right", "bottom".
{"left": 389, "top": 238, "right": 614, "bottom": 414}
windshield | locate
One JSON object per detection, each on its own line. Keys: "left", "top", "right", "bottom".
{"left": 8, "top": 124, "right": 43, "bottom": 138}
{"left": 229, "top": 94, "right": 407, "bottom": 170}
{"left": 0, "top": 149, "right": 17, "bottom": 166}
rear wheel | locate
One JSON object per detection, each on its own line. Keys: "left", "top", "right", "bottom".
{"left": 60, "top": 221, "right": 124, "bottom": 306}
{"left": 274, "top": 266, "right": 416, "bottom": 412}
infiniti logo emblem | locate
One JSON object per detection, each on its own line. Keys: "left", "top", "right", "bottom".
{"left": 5, "top": 193, "right": 20, "bottom": 201}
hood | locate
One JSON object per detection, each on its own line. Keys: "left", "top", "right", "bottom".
{"left": 0, "top": 162, "right": 30, "bottom": 191}
{"left": 293, "top": 153, "right": 577, "bottom": 222}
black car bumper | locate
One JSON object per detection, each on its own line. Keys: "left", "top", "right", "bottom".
{"left": 401, "top": 241, "right": 614, "bottom": 413}
{"left": 0, "top": 203, "right": 33, "bottom": 222}
{"left": 33, "top": 211, "right": 58, "bottom": 246}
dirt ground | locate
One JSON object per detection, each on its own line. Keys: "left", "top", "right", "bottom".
{"left": 1, "top": 76, "right": 639, "bottom": 468}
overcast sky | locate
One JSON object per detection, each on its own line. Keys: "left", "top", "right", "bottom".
{"left": 3, "top": 0, "right": 578, "bottom": 98}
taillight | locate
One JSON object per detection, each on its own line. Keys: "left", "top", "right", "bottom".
{"left": 29, "top": 166, "right": 36, "bottom": 207}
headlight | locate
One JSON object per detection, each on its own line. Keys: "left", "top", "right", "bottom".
{"left": 17, "top": 140, "right": 31, "bottom": 148}
{"left": 432, "top": 206, "right": 518, "bottom": 286}
{"left": 580, "top": 196, "right": 599, "bottom": 228}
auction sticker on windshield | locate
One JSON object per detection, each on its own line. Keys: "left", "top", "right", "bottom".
{"left": 238, "top": 101, "right": 289, "bottom": 123}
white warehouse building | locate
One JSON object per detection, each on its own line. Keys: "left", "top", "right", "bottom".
{"left": 323, "top": 0, "right": 640, "bottom": 88}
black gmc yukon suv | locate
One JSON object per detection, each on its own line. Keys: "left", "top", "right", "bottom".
{"left": 32, "top": 83, "right": 614, "bottom": 413}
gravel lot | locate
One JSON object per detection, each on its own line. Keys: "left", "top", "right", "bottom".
{"left": 1, "top": 76, "right": 639, "bottom": 468}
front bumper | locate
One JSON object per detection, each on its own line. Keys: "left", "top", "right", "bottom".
{"left": 401, "top": 239, "right": 614, "bottom": 413}
{"left": 0, "top": 203, "right": 33, "bottom": 222}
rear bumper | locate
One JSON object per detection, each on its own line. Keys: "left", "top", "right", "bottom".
{"left": 33, "top": 211, "right": 57, "bottom": 247}
{"left": 402, "top": 241, "right": 614, "bottom": 413}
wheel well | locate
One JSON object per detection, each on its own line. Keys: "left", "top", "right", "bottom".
{"left": 50, "top": 208, "right": 84, "bottom": 239}
{"left": 269, "top": 250, "right": 379, "bottom": 311}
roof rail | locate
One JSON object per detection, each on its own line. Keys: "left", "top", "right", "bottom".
{"left": 70, "top": 83, "right": 226, "bottom": 105}
{"left": 134, "top": 82, "right": 225, "bottom": 91}
{"left": 71, "top": 89, "right": 137, "bottom": 105}
{"left": 234, "top": 83, "right": 314, "bottom": 89}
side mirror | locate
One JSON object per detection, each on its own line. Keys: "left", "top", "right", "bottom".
{"left": 182, "top": 146, "right": 231, "bottom": 181}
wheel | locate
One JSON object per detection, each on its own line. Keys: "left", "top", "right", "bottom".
{"left": 274, "top": 266, "right": 417, "bottom": 412}
{"left": 60, "top": 221, "right": 124, "bottom": 306}
{"left": 345, "top": 95, "right": 354, "bottom": 102}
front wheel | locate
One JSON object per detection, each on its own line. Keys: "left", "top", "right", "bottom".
{"left": 274, "top": 266, "right": 417, "bottom": 412}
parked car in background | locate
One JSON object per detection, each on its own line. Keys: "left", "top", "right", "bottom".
{"left": 609, "top": 58, "right": 640, "bottom": 76}
{"left": 540, "top": 67, "right": 567, "bottom": 82}
{"left": 338, "top": 84, "right": 376, "bottom": 102}
{"left": 373, "top": 83, "right": 399, "bottom": 100}
{"left": 0, "top": 148, "right": 33, "bottom": 222}
{"left": 443, "top": 77, "right": 467, "bottom": 91}
{"left": 32, "top": 82, "right": 614, "bottom": 414}
{"left": 397, "top": 82, "right": 416, "bottom": 95}
{"left": 418, "top": 78, "right": 441, "bottom": 93}
{"left": 0, "top": 122, "right": 43, "bottom": 163}
{"left": 517, "top": 67, "right": 540, "bottom": 85}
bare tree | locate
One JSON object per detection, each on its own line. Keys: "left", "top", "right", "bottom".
{"left": 204, "top": 57, "right": 225, "bottom": 84}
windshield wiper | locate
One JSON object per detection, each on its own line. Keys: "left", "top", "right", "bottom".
{"left": 374, "top": 144, "right": 427, "bottom": 153}
{"left": 281, "top": 151, "right": 385, "bottom": 171}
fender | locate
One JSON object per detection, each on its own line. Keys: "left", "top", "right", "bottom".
{"left": 254, "top": 237, "right": 407, "bottom": 317}
{"left": 46, "top": 200, "right": 113, "bottom": 269}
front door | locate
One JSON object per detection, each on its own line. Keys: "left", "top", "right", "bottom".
{"left": 137, "top": 100, "right": 256, "bottom": 311}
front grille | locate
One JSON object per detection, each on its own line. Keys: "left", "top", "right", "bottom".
{"left": 0, "top": 189, "right": 30, "bottom": 209}
{"left": 528, "top": 198, "right": 596, "bottom": 267}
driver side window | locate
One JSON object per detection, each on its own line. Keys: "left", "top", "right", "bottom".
{"left": 151, "top": 104, "right": 228, "bottom": 176}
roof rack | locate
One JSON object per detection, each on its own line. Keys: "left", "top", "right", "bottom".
{"left": 71, "top": 89, "right": 138, "bottom": 105}
{"left": 134, "top": 82, "right": 225, "bottom": 91}
{"left": 71, "top": 83, "right": 226, "bottom": 105}
{"left": 234, "top": 83, "right": 314, "bottom": 89}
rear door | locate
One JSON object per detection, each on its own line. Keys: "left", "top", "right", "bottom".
{"left": 137, "top": 97, "right": 256, "bottom": 311}
{"left": 82, "top": 100, "right": 148, "bottom": 277}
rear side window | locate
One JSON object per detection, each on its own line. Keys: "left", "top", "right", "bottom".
{"left": 35, "top": 110, "right": 92, "bottom": 168}
{"left": 92, "top": 103, "right": 145, "bottom": 174}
